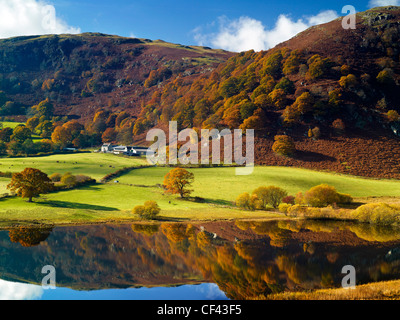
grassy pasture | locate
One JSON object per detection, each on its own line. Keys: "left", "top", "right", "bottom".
{"left": 116, "top": 166, "right": 400, "bottom": 200}
{"left": 0, "top": 152, "right": 149, "bottom": 186}
{"left": 1, "top": 153, "right": 400, "bottom": 225}
{"left": 1, "top": 121, "right": 24, "bottom": 129}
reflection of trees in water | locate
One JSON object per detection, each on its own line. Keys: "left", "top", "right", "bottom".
{"left": 131, "top": 223, "right": 159, "bottom": 237}
{"left": 130, "top": 220, "right": 400, "bottom": 299}
{"left": 1, "top": 220, "right": 400, "bottom": 299}
{"left": 8, "top": 226, "right": 53, "bottom": 247}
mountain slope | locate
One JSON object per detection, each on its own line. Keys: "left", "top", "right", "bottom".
{"left": 1, "top": 7, "right": 400, "bottom": 178}
{"left": 0, "top": 33, "right": 233, "bottom": 120}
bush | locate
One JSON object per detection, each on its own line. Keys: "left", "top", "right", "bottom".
{"left": 308, "top": 127, "right": 320, "bottom": 140}
{"left": 338, "top": 193, "right": 353, "bottom": 205}
{"left": 332, "top": 119, "right": 345, "bottom": 134}
{"left": 278, "top": 203, "right": 292, "bottom": 214}
{"left": 306, "top": 55, "right": 332, "bottom": 80}
{"left": 304, "top": 184, "right": 353, "bottom": 207}
{"left": 339, "top": 74, "right": 358, "bottom": 89}
{"left": 387, "top": 110, "right": 400, "bottom": 122}
{"left": 49, "top": 173, "right": 62, "bottom": 182}
{"left": 133, "top": 200, "right": 161, "bottom": 220}
{"left": 376, "top": 69, "right": 395, "bottom": 86}
{"left": 60, "top": 172, "right": 77, "bottom": 188}
{"left": 236, "top": 192, "right": 257, "bottom": 211}
{"left": 272, "top": 135, "right": 295, "bottom": 157}
{"left": 353, "top": 203, "right": 400, "bottom": 226}
{"left": 282, "top": 195, "right": 295, "bottom": 205}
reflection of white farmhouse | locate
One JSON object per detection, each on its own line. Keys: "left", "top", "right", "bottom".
{"left": 101, "top": 144, "right": 149, "bottom": 156}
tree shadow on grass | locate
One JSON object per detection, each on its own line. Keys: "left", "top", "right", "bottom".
{"left": 155, "top": 216, "right": 191, "bottom": 222}
{"left": 189, "top": 197, "right": 234, "bottom": 207}
{"left": 39, "top": 200, "right": 119, "bottom": 211}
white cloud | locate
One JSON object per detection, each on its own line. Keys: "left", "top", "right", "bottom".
{"left": 195, "top": 283, "right": 227, "bottom": 300}
{"left": 0, "top": 0, "right": 81, "bottom": 39}
{"left": 369, "top": 0, "right": 400, "bottom": 7}
{"left": 194, "top": 10, "right": 339, "bottom": 52}
{"left": 0, "top": 280, "right": 43, "bottom": 300}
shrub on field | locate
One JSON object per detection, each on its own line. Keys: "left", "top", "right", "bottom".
{"left": 282, "top": 195, "right": 295, "bottom": 205}
{"left": 272, "top": 135, "right": 295, "bottom": 157}
{"left": 236, "top": 192, "right": 258, "bottom": 211}
{"left": 60, "top": 172, "right": 77, "bottom": 188}
{"left": 133, "top": 201, "right": 161, "bottom": 220}
{"left": 295, "top": 192, "right": 306, "bottom": 205}
{"left": 252, "top": 186, "right": 288, "bottom": 209}
{"left": 75, "top": 174, "right": 93, "bottom": 184}
{"left": 278, "top": 203, "right": 292, "bottom": 215}
{"left": 353, "top": 203, "right": 400, "bottom": 226}
{"left": 49, "top": 173, "right": 62, "bottom": 182}
{"left": 304, "top": 184, "right": 353, "bottom": 207}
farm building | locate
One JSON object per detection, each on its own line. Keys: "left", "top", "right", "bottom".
{"left": 101, "top": 144, "right": 149, "bottom": 156}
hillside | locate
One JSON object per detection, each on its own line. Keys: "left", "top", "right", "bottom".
{"left": 134, "top": 5, "right": 400, "bottom": 179}
{"left": 1, "top": 7, "right": 400, "bottom": 178}
{"left": 0, "top": 33, "right": 233, "bottom": 121}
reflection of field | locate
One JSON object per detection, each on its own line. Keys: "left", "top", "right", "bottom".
{"left": 267, "top": 279, "right": 400, "bottom": 300}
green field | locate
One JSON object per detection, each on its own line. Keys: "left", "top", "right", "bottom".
{"left": 1, "top": 153, "right": 400, "bottom": 226}
{"left": 117, "top": 166, "right": 400, "bottom": 199}
{"left": 0, "top": 152, "right": 148, "bottom": 184}
{"left": 1, "top": 121, "right": 24, "bottom": 129}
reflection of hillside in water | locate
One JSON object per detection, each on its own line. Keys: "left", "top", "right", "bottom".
{"left": 1, "top": 220, "right": 400, "bottom": 299}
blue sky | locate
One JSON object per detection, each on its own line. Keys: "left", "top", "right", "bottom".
{"left": 0, "top": 0, "right": 397, "bottom": 51}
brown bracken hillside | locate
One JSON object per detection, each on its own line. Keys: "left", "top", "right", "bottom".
{"left": 1, "top": 7, "right": 400, "bottom": 178}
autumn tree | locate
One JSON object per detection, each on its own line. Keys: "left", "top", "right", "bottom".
{"left": 262, "top": 51, "right": 283, "bottom": 79}
{"left": 240, "top": 108, "right": 267, "bottom": 130}
{"left": 252, "top": 186, "right": 288, "bottom": 209}
{"left": 272, "top": 135, "right": 295, "bottom": 157}
{"left": 306, "top": 55, "right": 332, "bottom": 80}
{"left": 133, "top": 201, "right": 161, "bottom": 220}
{"left": 51, "top": 125, "right": 72, "bottom": 148}
{"left": 163, "top": 168, "right": 194, "bottom": 198}
{"left": 31, "top": 98, "right": 54, "bottom": 118}
{"left": 63, "top": 120, "right": 84, "bottom": 138}
{"left": 275, "top": 77, "right": 295, "bottom": 94}
{"left": 304, "top": 184, "right": 352, "bottom": 207}
{"left": 26, "top": 117, "right": 40, "bottom": 133}
{"left": 236, "top": 192, "right": 258, "bottom": 211}
{"left": 10, "top": 125, "right": 31, "bottom": 143}
{"left": 0, "top": 127, "right": 13, "bottom": 142}
{"left": 376, "top": 68, "right": 395, "bottom": 86}
{"left": 102, "top": 127, "right": 117, "bottom": 143}
{"left": 339, "top": 74, "right": 358, "bottom": 89}
{"left": 268, "top": 88, "right": 287, "bottom": 109}
{"left": 283, "top": 50, "right": 301, "bottom": 75}
{"left": 293, "top": 92, "right": 314, "bottom": 115}
{"left": 386, "top": 110, "right": 400, "bottom": 122}
{"left": 7, "top": 168, "right": 54, "bottom": 202}
{"left": 308, "top": 127, "right": 321, "bottom": 140}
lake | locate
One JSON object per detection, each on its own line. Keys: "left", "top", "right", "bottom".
{"left": 1, "top": 219, "right": 400, "bottom": 300}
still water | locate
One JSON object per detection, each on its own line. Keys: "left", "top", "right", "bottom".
{"left": 1, "top": 219, "right": 400, "bottom": 300}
